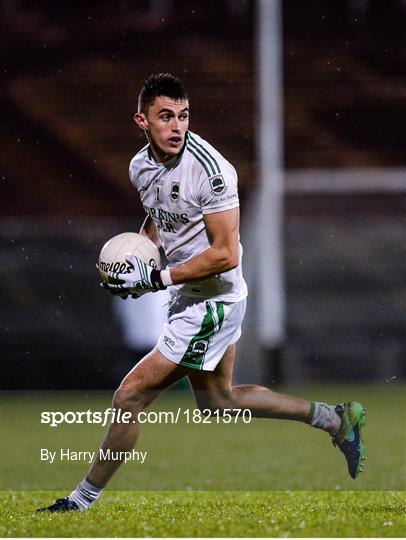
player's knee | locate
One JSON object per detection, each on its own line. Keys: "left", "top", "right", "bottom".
{"left": 113, "top": 384, "right": 147, "bottom": 413}
{"left": 198, "top": 390, "right": 233, "bottom": 414}
{"left": 112, "top": 387, "right": 134, "bottom": 412}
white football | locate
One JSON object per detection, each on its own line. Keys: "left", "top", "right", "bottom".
{"left": 98, "top": 232, "right": 160, "bottom": 283}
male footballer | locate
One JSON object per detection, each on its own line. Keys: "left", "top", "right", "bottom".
{"left": 39, "top": 73, "right": 366, "bottom": 512}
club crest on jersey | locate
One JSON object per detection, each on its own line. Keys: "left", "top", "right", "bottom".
{"left": 170, "top": 182, "right": 180, "bottom": 201}
{"left": 209, "top": 174, "right": 227, "bottom": 195}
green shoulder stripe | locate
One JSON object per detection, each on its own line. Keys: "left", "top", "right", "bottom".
{"left": 189, "top": 135, "right": 221, "bottom": 175}
{"left": 188, "top": 139, "right": 216, "bottom": 176}
{"left": 186, "top": 146, "right": 212, "bottom": 178}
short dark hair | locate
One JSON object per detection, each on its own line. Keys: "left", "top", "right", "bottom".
{"left": 138, "top": 73, "right": 188, "bottom": 113}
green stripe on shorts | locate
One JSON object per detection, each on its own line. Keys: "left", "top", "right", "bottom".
{"left": 180, "top": 301, "right": 224, "bottom": 370}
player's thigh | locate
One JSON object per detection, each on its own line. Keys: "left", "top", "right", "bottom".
{"left": 188, "top": 344, "right": 236, "bottom": 409}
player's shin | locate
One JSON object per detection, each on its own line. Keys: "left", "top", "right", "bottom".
{"left": 70, "top": 407, "right": 142, "bottom": 510}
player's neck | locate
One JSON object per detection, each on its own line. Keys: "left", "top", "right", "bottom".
{"left": 144, "top": 134, "right": 169, "bottom": 163}
{"left": 151, "top": 145, "right": 170, "bottom": 163}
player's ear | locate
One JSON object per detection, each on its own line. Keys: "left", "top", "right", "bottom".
{"left": 134, "top": 112, "right": 148, "bottom": 130}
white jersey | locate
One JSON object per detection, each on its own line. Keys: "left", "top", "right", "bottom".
{"left": 129, "top": 131, "right": 248, "bottom": 302}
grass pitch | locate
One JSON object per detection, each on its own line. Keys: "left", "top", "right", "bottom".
{"left": 1, "top": 490, "right": 404, "bottom": 537}
{"left": 1, "top": 383, "right": 405, "bottom": 536}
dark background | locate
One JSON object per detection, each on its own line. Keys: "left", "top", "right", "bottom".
{"left": 1, "top": 0, "right": 405, "bottom": 388}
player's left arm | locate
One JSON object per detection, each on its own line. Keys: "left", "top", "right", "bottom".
{"left": 169, "top": 207, "right": 239, "bottom": 284}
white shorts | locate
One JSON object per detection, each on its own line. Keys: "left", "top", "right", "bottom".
{"left": 157, "top": 295, "right": 247, "bottom": 371}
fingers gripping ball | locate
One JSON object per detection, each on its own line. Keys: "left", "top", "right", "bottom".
{"left": 98, "top": 232, "right": 161, "bottom": 287}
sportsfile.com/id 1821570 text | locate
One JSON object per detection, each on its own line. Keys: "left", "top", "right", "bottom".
{"left": 40, "top": 408, "right": 253, "bottom": 427}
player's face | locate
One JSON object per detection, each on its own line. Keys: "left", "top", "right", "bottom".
{"left": 135, "top": 97, "right": 189, "bottom": 163}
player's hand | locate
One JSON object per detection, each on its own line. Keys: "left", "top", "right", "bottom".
{"left": 99, "top": 286, "right": 140, "bottom": 300}
{"left": 96, "top": 262, "right": 142, "bottom": 300}
{"left": 102, "top": 255, "right": 166, "bottom": 295}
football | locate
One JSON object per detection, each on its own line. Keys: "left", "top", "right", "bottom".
{"left": 98, "top": 232, "right": 161, "bottom": 283}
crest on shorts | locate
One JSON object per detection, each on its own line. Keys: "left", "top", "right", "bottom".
{"left": 191, "top": 340, "right": 209, "bottom": 355}
{"left": 209, "top": 174, "right": 227, "bottom": 195}
{"left": 170, "top": 181, "right": 180, "bottom": 201}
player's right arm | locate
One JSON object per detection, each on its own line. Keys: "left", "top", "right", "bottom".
{"left": 169, "top": 207, "right": 239, "bottom": 284}
{"left": 139, "top": 215, "right": 160, "bottom": 249}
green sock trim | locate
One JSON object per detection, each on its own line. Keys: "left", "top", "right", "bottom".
{"left": 308, "top": 402, "right": 315, "bottom": 424}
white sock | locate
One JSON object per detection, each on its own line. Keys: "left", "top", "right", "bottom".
{"left": 309, "top": 401, "right": 342, "bottom": 435}
{"left": 69, "top": 476, "right": 104, "bottom": 511}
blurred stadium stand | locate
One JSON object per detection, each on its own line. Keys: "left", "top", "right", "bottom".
{"left": 1, "top": 1, "right": 405, "bottom": 388}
